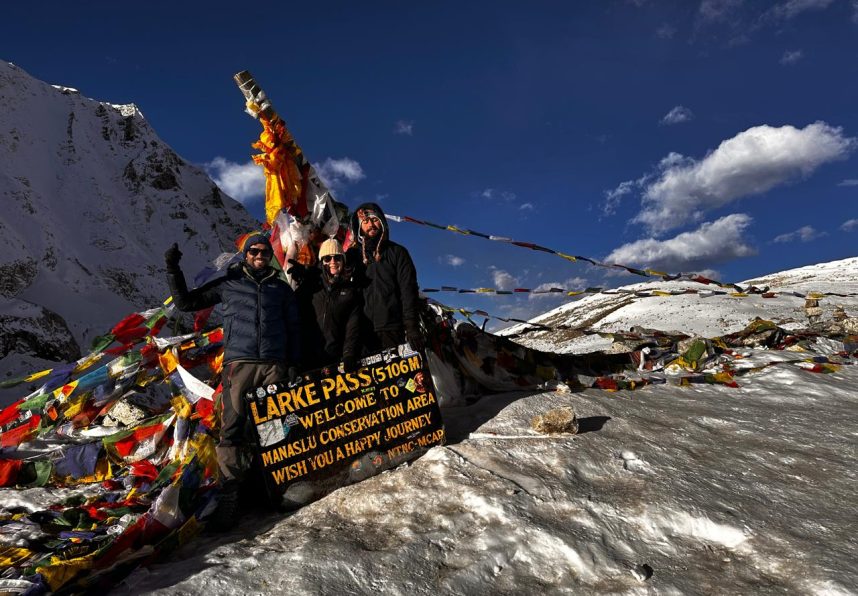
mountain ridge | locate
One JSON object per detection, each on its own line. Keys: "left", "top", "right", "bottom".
{"left": 500, "top": 256, "right": 858, "bottom": 354}
{"left": 0, "top": 61, "right": 258, "bottom": 395}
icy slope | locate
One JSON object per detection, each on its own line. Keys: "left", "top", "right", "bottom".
{"left": 112, "top": 259, "right": 858, "bottom": 595}
{"left": 502, "top": 256, "right": 858, "bottom": 354}
{"left": 0, "top": 62, "right": 257, "bottom": 393}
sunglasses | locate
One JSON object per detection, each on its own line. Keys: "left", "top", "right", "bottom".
{"left": 322, "top": 255, "right": 344, "bottom": 263}
{"left": 247, "top": 248, "right": 271, "bottom": 257}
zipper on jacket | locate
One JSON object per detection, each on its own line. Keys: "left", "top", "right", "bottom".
{"left": 318, "top": 282, "right": 330, "bottom": 353}
{"left": 244, "top": 266, "right": 278, "bottom": 359}
{"left": 254, "top": 279, "right": 261, "bottom": 358}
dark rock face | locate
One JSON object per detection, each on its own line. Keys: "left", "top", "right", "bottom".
{"left": 123, "top": 115, "right": 137, "bottom": 143}
{"left": 0, "top": 304, "right": 81, "bottom": 362}
{"left": 0, "top": 258, "right": 37, "bottom": 298}
{"left": 99, "top": 267, "right": 142, "bottom": 302}
{"left": 122, "top": 146, "right": 181, "bottom": 192}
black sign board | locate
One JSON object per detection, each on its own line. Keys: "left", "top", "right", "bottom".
{"left": 246, "top": 344, "right": 445, "bottom": 507}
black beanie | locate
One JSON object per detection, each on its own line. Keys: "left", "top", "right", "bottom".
{"left": 242, "top": 233, "right": 272, "bottom": 253}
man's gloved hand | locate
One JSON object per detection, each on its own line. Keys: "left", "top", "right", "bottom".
{"left": 287, "top": 366, "right": 299, "bottom": 385}
{"left": 286, "top": 259, "right": 307, "bottom": 284}
{"left": 165, "top": 243, "right": 182, "bottom": 272}
{"left": 342, "top": 356, "right": 357, "bottom": 372}
{"left": 405, "top": 322, "right": 425, "bottom": 351}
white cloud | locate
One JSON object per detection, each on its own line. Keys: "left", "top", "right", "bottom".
{"left": 840, "top": 219, "right": 858, "bottom": 231}
{"left": 479, "top": 188, "right": 517, "bottom": 202}
{"left": 627, "top": 122, "right": 855, "bottom": 234}
{"left": 694, "top": 0, "right": 833, "bottom": 46}
{"left": 394, "top": 120, "right": 414, "bottom": 136}
{"left": 444, "top": 255, "right": 465, "bottom": 267}
{"left": 519, "top": 202, "right": 535, "bottom": 211}
{"left": 772, "top": 225, "right": 825, "bottom": 243}
{"left": 767, "top": 0, "right": 835, "bottom": 20}
{"left": 605, "top": 213, "right": 757, "bottom": 272}
{"left": 656, "top": 23, "right": 677, "bottom": 38}
{"left": 490, "top": 268, "right": 520, "bottom": 291}
{"left": 661, "top": 105, "right": 694, "bottom": 125}
{"left": 204, "top": 157, "right": 264, "bottom": 204}
{"left": 838, "top": 179, "right": 858, "bottom": 186}
{"left": 603, "top": 180, "right": 636, "bottom": 216}
{"left": 313, "top": 157, "right": 365, "bottom": 190}
{"left": 780, "top": 49, "right": 803, "bottom": 65}
{"left": 698, "top": 0, "right": 743, "bottom": 23}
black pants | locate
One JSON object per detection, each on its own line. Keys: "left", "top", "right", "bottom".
{"left": 362, "top": 328, "right": 405, "bottom": 354}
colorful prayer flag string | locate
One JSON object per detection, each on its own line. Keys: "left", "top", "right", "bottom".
{"left": 421, "top": 285, "right": 852, "bottom": 300}
{"left": 388, "top": 213, "right": 858, "bottom": 297}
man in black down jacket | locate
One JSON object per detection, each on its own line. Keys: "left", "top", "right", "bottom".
{"left": 165, "top": 232, "right": 299, "bottom": 524}
{"left": 295, "top": 238, "right": 361, "bottom": 371}
{"left": 346, "top": 202, "right": 423, "bottom": 352}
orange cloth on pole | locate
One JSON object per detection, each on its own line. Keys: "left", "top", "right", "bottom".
{"left": 252, "top": 116, "right": 305, "bottom": 223}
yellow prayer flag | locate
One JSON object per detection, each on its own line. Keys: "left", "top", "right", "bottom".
{"left": 0, "top": 546, "right": 34, "bottom": 567}
{"left": 158, "top": 350, "right": 179, "bottom": 375}
{"left": 38, "top": 551, "right": 99, "bottom": 591}
{"left": 52, "top": 380, "right": 79, "bottom": 402}
{"left": 170, "top": 395, "right": 193, "bottom": 419}
{"left": 24, "top": 369, "right": 53, "bottom": 383}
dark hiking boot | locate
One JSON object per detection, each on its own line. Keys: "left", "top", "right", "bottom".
{"left": 210, "top": 482, "right": 241, "bottom": 531}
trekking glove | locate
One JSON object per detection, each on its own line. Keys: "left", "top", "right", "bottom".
{"left": 164, "top": 243, "right": 182, "bottom": 272}
{"left": 286, "top": 259, "right": 307, "bottom": 284}
{"left": 405, "top": 322, "right": 425, "bottom": 351}
{"left": 342, "top": 356, "right": 357, "bottom": 372}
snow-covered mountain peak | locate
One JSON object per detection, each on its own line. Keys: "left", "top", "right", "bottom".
{"left": 110, "top": 102, "right": 143, "bottom": 118}
{"left": 0, "top": 61, "right": 258, "bottom": 393}
{"left": 50, "top": 84, "right": 80, "bottom": 94}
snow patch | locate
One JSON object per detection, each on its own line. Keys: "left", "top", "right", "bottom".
{"left": 643, "top": 509, "right": 749, "bottom": 549}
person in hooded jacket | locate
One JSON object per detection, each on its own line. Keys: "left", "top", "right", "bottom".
{"left": 346, "top": 202, "right": 423, "bottom": 352}
{"left": 164, "top": 232, "right": 300, "bottom": 527}
{"left": 294, "top": 238, "right": 361, "bottom": 371}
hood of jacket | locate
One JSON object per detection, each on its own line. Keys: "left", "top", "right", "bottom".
{"left": 349, "top": 202, "right": 390, "bottom": 246}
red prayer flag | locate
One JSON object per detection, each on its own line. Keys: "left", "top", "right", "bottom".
{"left": 130, "top": 460, "right": 160, "bottom": 481}
{"left": 0, "top": 400, "right": 23, "bottom": 426}
{"left": 111, "top": 421, "right": 166, "bottom": 458}
{"left": 113, "top": 327, "right": 149, "bottom": 345}
{"left": 194, "top": 307, "right": 215, "bottom": 333}
{"left": 0, "top": 459, "right": 23, "bottom": 486}
{"left": 111, "top": 313, "right": 145, "bottom": 336}
{"left": 0, "top": 415, "right": 41, "bottom": 447}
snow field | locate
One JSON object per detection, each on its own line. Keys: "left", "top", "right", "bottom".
{"left": 111, "top": 355, "right": 858, "bottom": 595}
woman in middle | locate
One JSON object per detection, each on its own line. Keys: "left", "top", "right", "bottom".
{"left": 296, "top": 238, "right": 362, "bottom": 372}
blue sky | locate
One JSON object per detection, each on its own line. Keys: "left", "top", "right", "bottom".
{"left": 3, "top": 1, "right": 857, "bottom": 323}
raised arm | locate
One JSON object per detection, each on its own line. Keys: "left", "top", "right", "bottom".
{"left": 165, "top": 243, "right": 223, "bottom": 312}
